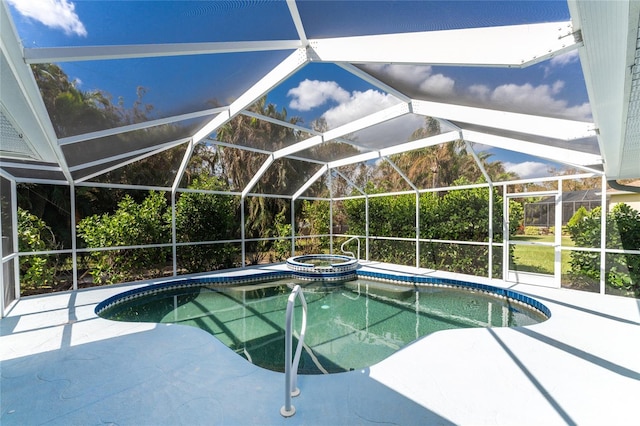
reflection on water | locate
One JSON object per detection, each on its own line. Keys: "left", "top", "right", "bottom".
{"left": 99, "top": 279, "right": 547, "bottom": 374}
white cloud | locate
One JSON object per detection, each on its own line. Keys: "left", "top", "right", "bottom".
{"left": 550, "top": 50, "right": 579, "bottom": 67}
{"left": 367, "top": 63, "right": 591, "bottom": 121}
{"left": 419, "top": 73, "right": 455, "bottom": 97}
{"left": 487, "top": 82, "right": 591, "bottom": 121}
{"left": 8, "top": 0, "right": 87, "bottom": 36}
{"left": 368, "top": 64, "right": 455, "bottom": 97}
{"left": 321, "top": 89, "right": 401, "bottom": 128}
{"left": 287, "top": 79, "right": 415, "bottom": 143}
{"left": 468, "top": 84, "right": 491, "bottom": 101}
{"left": 367, "top": 64, "right": 433, "bottom": 86}
{"left": 287, "top": 79, "right": 350, "bottom": 111}
{"left": 504, "top": 161, "right": 549, "bottom": 179}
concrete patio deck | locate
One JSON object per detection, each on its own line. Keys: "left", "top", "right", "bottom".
{"left": 1, "top": 263, "right": 639, "bottom": 425}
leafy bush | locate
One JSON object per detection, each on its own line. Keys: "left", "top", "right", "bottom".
{"left": 524, "top": 226, "right": 542, "bottom": 236}
{"left": 272, "top": 210, "right": 292, "bottom": 261}
{"left": 298, "top": 200, "right": 330, "bottom": 254}
{"left": 566, "top": 203, "right": 640, "bottom": 296}
{"left": 77, "top": 191, "right": 171, "bottom": 284}
{"left": 344, "top": 178, "right": 509, "bottom": 276}
{"left": 419, "top": 182, "right": 507, "bottom": 276}
{"left": 175, "top": 175, "right": 239, "bottom": 272}
{"left": 17, "top": 208, "right": 59, "bottom": 289}
{"left": 344, "top": 185, "right": 416, "bottom": 237}
{"left": 567, "top": 206, "right": 589, "bottom": 229}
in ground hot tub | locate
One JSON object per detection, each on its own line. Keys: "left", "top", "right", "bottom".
{"left": 286, "top": 254, "right": 358, "bottom": 281}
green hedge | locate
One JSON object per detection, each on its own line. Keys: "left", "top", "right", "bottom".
{"left": 566, "top": 203, "right": 640, "bottom": 296}
{"left": 344, "top": 179, "right": 513, "bottom": 276}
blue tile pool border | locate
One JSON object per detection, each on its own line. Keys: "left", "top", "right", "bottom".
{"left": 95, "top": 270, "right": 551, "bottom": 319}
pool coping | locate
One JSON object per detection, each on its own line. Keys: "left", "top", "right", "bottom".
{"left": 2, "top": 261, "right": 639, "bottom": 425}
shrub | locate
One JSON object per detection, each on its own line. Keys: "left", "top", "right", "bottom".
{"left": 175, "top": 175, "right": 239, "bottom": 272}
{"left": 272, "top": 210, "right": 292, "bottom": 261}
{"left": 567, "top": 206, "right": 589, "bottom": 229}
{"left": 17, "top": 208, "right": 59, "bottom": 289}
{"left": 344, "top": 178, "right": 509, "bottom": 276}
{"left": 524, "top": 226, "right": 542, "bottom": 236}
{"left": 566, "top": 203, "right": 640, "bottom": 296}
{"left": 77, "top": 191, "right": 171, "bottom": 284}
{"left": 298, "top": 200, "right": 330, "bottom": 254}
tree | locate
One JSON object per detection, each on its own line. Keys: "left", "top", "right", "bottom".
{"left": 377, "top": 116, "right": 518, "bottom": 190}
{"left": 32, "top": 63, "right": 121, "bottom": 138}
{"left": 215, "top": 97, "right": 309, "bottom": 263}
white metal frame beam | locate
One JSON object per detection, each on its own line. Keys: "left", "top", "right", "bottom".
{"left": 412, "top": 100, "right": 595, "bottom": 141}
{"left": 337, "top": 63, "right": 412, "bottom": 103}
{"left": 462, "top": 130, "right": 602, "bottom": 169}
{"left": 568, "top": 0, "right": 640, "bottom": 180}
{"left": 72, "top": 138, "right": 190, "bottom": 183}
{"left": 292, "top": 165, "right": 328, "bottom": 200}
{"left": 23, "top": 40, "right": 302, "bottom": 63}
{"left": 193, "top": 48, "right": 309, "bottom": 144}
{"left": 240, "top": 102, "right": 413, "bottom": 194}
{"left": 59, "top": 107, "right": 227, "bottom": 146}
{"left": 238, "top": 110, "right": 372, "bottom": 152}
{"left": 286, "top": 0, "right": 308, "bottom": 45}
{"left": 310, "top": 21, "right": 580, "bottom": 67}
{"left": 323, "top": 102, "right": 410, "bottom": 141}
{"left": 327, "top": 131, "right": 460, "bottom": 169}
{"left": 241, "top": 156, "right": 275, "bottom": 198}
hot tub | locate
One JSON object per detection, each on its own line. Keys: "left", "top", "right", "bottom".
{"left": 286, "top": 254, "right": 358, "bottom": 281}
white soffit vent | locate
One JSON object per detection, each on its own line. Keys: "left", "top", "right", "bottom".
{"left": 0, "top": 109, "right": 38, "bottom": 160}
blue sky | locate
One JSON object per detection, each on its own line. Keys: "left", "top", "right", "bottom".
{"left": 7, "top": 0, "right": 591, "bottom": 178}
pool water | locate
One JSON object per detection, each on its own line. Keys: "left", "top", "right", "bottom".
{"left": 99, "top": 279, "right": 547, "bottom": 374}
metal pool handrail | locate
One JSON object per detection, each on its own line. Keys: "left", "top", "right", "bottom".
{"left": 341, "top": 236, "right": 361, "bottom": 260}
{"left": 280, "top": 284, "right": 308, "bottom": 417}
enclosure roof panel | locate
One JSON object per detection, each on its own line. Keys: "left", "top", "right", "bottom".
{"left": 1, "top": 0, "right": 637, "bottom": 189}
{"left": 296, "top": 1, "right": 570, "bottom": 38}
{"left": 6, "top": 0, "right": 298, "bottom": 47}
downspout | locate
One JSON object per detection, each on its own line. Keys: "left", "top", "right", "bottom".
{"left": 607, "top": 180, "right": 640, "bottom": 193}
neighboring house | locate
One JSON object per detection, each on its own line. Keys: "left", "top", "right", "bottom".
{"left": 524, "top": 189, "right": 603, "bottom": 227}
{"left": 524, "top": 183, "right": 640, "bottom": 228}
{"left": 607, "top": 180, "right": 640, "bottom": 211}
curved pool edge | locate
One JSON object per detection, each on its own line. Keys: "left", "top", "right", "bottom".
{"left": 95, "top": 269, "right": 550, "bottom": 320}
{"left": 356, "top": 270, "right": 551, "bottom": 319}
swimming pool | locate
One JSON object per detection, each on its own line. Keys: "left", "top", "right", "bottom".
{"left": 97, "top": 273, "right": 549, "bottom": 374}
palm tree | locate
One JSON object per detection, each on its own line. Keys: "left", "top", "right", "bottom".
{"left": 215, "top": 97, "right": 309, "bottom": 262}
{"left": 32, "top": 64, "right": 121, "bottom": 138}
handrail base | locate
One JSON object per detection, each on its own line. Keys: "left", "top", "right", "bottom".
{"left": 280, "top": 405, "right": 296, "bottom": 417}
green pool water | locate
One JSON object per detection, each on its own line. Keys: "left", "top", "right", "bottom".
{"left": 99, "top": 279, "right": 546, "bottom": 374}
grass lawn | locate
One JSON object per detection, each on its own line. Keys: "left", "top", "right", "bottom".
{"left": 510, "top": 235, "right": 575, "bottom": 275}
